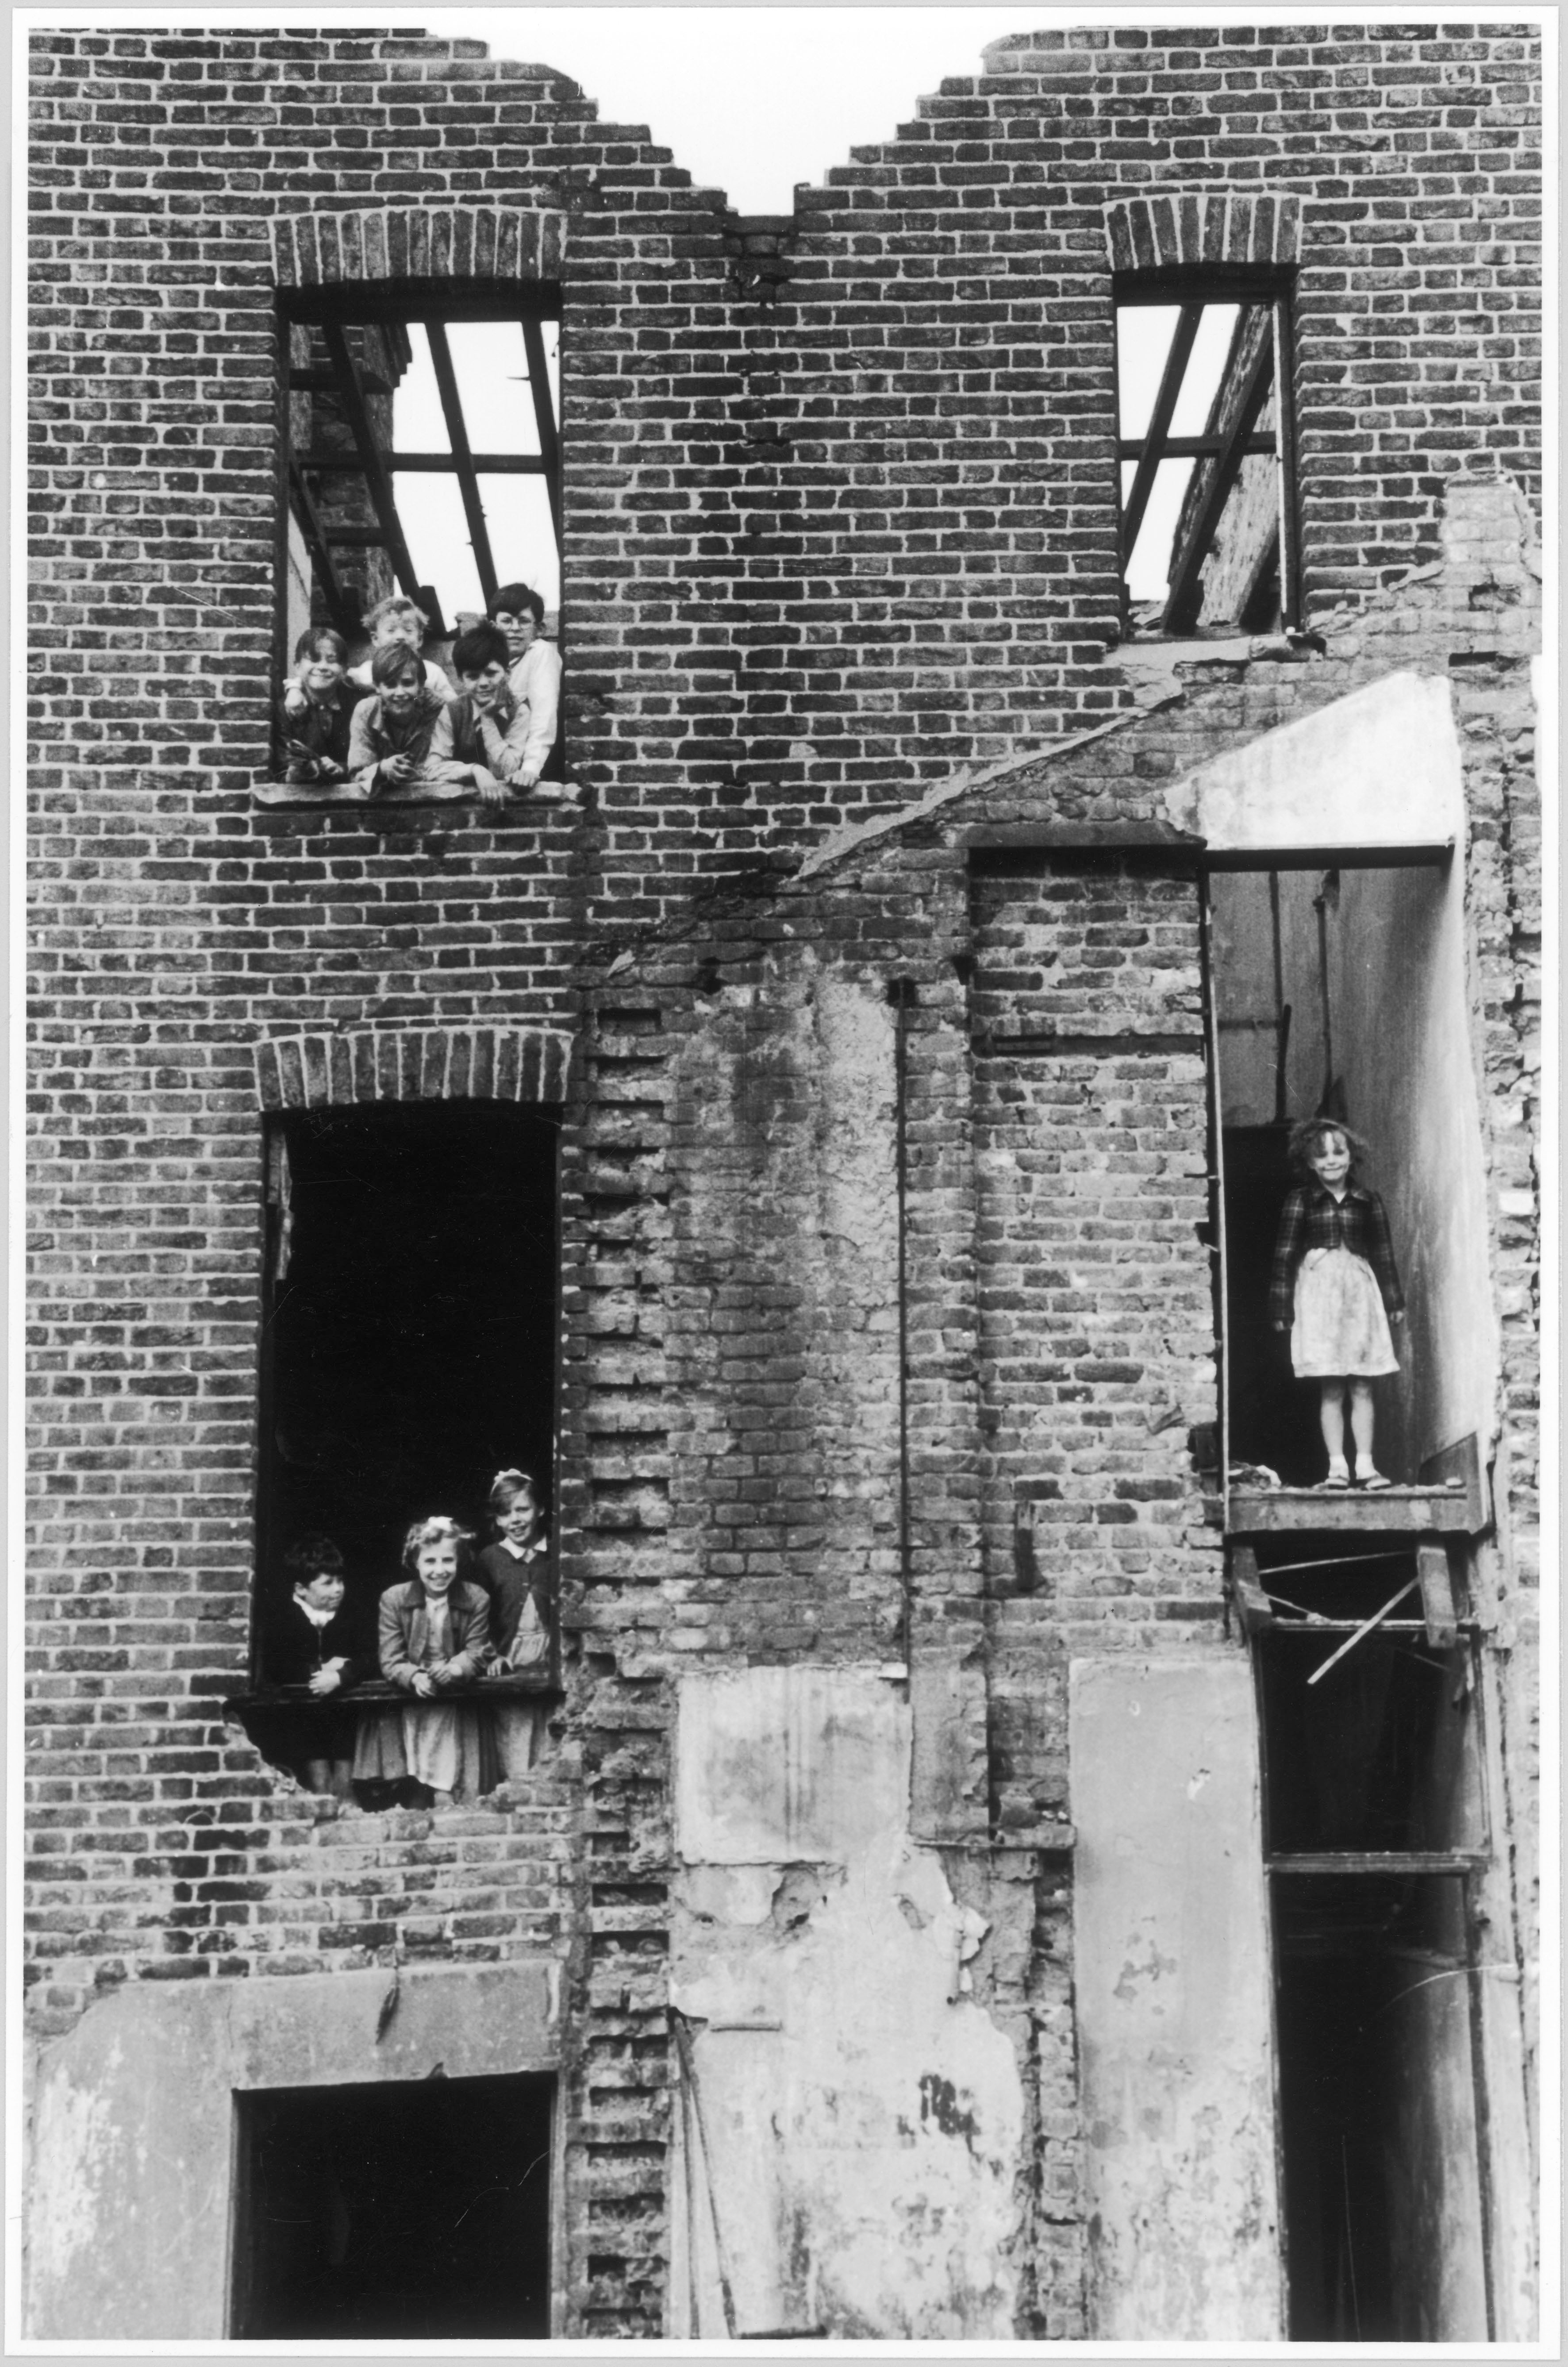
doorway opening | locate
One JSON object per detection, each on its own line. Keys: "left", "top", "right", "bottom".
{"left": 1207, "top": 856, "right": 1487, "bottom": 1491}
{"left": 1271, "top": 1873, "right": 1487, "bottom": 2340}
{"left": 230, "top": 2072, "right": 554, "bottom": 2337}
{"left": 1258, "top": 1625, "right": 1491, "bottom": 2340}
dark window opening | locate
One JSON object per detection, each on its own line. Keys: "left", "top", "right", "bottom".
{"left": 231, "top": 2073, "right": 553, "bottom": 2338}
{"left": 276, "top": 284, "right": 563, "bottom": 795}
{"left": 1115, "top": 276, "right": 1297, "bottom": 641}
{"left": 242, "top": 1102, "right": 560, "bottom": 1786}
{"left": 1271, "top": 1874, "right": 1488, "bottom": 2341}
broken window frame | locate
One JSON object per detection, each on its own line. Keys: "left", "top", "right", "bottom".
{"left": 273, "top": 281, "right": 563, "bottom": 768}
{"left": 1113, "top": 266, "right": 1300, "bottom": 641}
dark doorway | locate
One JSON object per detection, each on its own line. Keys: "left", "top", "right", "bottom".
{"left": 258, "top": 1100, "right": 558, "bottom": 1632}
{"left": 1271, "top": 1875, "right": 1487, "bottom": 2341}
{"left": 231, "top": 2072, "right": 553, "bottom": 2337}
{"left": 1222, "top": 1121, "right": 1323, "bottom": 1481}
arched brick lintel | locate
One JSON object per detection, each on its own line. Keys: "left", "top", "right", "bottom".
{"left": 254, "top": 1026, "right": 574, "bottom": 1111}
{"left": 271, "top": 205, "right": 569, "bottom": 289}
{"left": 1106, "top": 192, "right": 1302, "bottom": 277}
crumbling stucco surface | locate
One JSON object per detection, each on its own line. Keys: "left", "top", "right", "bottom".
{"left": 23, "top": 1963, "right": 558, "bottom": 2340}
{"left": 669, "top": 1667, "right": 1025, "bottom": 2337}
{"left": 1069, "top": 1656, "right": 1284, "bottom": 2341}
{"left": 1163, "top": 670, "right": 1464, "bottom": 853}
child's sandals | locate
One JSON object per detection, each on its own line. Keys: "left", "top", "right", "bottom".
{"left": 1357, "top": 1467, "right": 1392, "bottom": 1492}
{"left": 1318, "top": 1459, "right": 1352, "bottom": 1491}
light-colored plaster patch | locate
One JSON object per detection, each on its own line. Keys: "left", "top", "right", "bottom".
{"left": 669, "top": 1667, "right": 1025, "bottom": 2338}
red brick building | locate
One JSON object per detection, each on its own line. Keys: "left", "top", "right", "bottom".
{"left": 24, "top": 21, "right": 1542, "bottom": 2340}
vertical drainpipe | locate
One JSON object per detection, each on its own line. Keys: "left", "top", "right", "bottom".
{"left": 890, "top": 978, "right": 917, "bottom": 1671}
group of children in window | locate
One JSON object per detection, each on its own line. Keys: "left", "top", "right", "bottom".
{"left": 261, "top": 1467, "right": 553, "bottom": 1808}
{"left": 279, "top": 584, "right": 563, "bottom": 803}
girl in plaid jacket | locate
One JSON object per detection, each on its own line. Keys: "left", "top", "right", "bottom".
{"left": 1270, "top": 1118, "right": 1405, "bottom": 1490}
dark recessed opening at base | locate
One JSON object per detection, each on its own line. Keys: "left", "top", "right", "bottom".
{"left": 1271, "top": 1874, "right": 1486, "bottom": 2343}
{"left": 231, "top": 2071, "right": 553, "bottom": 2338}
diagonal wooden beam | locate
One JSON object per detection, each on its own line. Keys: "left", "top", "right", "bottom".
{"left": 288, "top": 461, "right": 357, "bottom": 634}
{"left": 1161, "top": 313, "right": 1276, "bottom": 635}
{"left": 1119, "top": 301, "right": 1204, "bottom": 571}
{"left": 319, "top": 320, "right": 423, "bottom": 604}
{"left": 425, "top": 320, "right": 498, "bottom": 608}
{"left": 520, "top": 316, "right": 563, "bottom": 556}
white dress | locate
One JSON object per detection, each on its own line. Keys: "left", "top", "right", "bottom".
{"left": 1291, "top": 1247, "right": 1399, "bottom": 1378}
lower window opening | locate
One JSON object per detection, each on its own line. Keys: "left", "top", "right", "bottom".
{"left": 231, "top": 2072, "right": 553, "bottom": 2338}
{"left": 241, "top": 1101, "right": 561, "bottom": 1799}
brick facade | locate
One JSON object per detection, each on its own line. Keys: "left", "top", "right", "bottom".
{"left": 26, "top": 22, "right": 1541, "bottom": 2341}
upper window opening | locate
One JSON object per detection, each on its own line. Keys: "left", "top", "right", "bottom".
{"left": 1115, "top": 276, "right": 1296, "bottom": 641}
{"left": 276, "top": 287, "right": 564, "bottom": 801}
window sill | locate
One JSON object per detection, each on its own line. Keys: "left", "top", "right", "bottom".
{"left": 1102, "top": 631, "right": 1317, "bottom": 683}
{"left": 252, "top": 778, "right": 583, "bottom": 817}
{"left": 228, "top": 1674, "right": 558, "bottom": 1710}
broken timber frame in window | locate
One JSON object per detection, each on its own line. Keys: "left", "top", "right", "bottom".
{"left": 284, "top": 290, "right": 563, "bottom": 646}
{"left": 1115, "top": 269, "right": 1299, "bottom": 639}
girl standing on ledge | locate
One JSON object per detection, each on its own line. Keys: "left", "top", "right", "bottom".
{"left": 1270, "top": 1118, "right": 1406, "bottom": 1491}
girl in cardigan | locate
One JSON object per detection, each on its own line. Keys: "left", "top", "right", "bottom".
{"left": 1270, "top": 1118, "right": 1405, "bottom": 1490}
{"left": 352, "top": 1517, "right": 496, "bottom": 1807}
{"left": 475, "top": 1467, "right": 553, "bottom": 1779}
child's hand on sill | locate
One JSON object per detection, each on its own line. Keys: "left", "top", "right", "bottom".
{"left": 307, "top": 1663, "right": 346, "bottom": 1697}
{"left": 410, "top": 1670, "right": 438, "bottom": 1699}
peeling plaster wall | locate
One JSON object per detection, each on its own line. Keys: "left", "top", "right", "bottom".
{"left": 1164, "top": 671, "right": 1464, "bottom": 855}
{"left": 23, "top": 1963, "right": 559, "bottom": 2341}
{"left": 1069, "top": 1656, "right": 1283, "bottom": 2341}
{"left": 668, "top": 1668, "right": 1026, "bottom": 2337}
{"left": 1326, "top": 860, "right": 1498, "bottom": 1475}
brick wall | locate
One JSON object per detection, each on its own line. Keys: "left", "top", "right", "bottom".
{"left": 26, "top": 22, "right": 1541, "bottom": 2339}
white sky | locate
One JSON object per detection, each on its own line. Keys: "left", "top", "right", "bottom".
{"left": 455, "top": 8, "right": 1043, "bottom": 214}
{"left": 383, "top": 8, "right": 1240, "bottom": 615}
